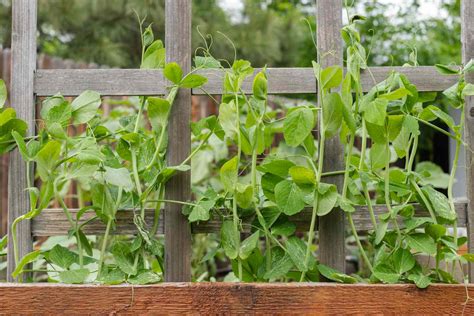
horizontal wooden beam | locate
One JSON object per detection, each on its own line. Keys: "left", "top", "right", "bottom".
{"left": 0, "top": 283, "right": 473, "bottom": 314}
{"left": 34, "top": 69, "right": 167, "bottom": 96}
{"left": 31, "top": 201, "right": 467, "bottom": 236}
{"left": 34, "top": 66, "right": 457, "bottom": 96}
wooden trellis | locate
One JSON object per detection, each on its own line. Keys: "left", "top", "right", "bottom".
{"left": 4, "top": 0, "right": 474, "bottom": 286}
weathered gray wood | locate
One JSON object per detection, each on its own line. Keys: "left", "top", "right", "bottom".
{"left": 195, "top": 66, "right": 458, "bottom": 94}
{"left": 30, "top": 201, "right": 468, "bottom": 236}
{"left": 35, "top": 69, "right": 167, "bottom": 96}
{"left": 462, "top": 0, "right": 474, "bottom": 282}
{"left": 316, "top": 0, "right": 346, "bottom": 274}
{"left": 34, "top": 66, "right": 458, "bottom": 97}
{"left": 164, "top": 0, "right": 192, "bottom": 282}
{"left": 7, "top": 0, "right": 37, "bottom": 282}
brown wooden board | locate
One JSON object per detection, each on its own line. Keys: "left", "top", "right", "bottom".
{"left": 0, "top": 283, "right": 473, "bottom": 314}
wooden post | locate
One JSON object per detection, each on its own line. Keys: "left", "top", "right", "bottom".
{"left": 7, "top": 0, "right": 37, "bottom": 281}
{"left": 164, "top": 0, "right": 192, "bottom": 282}
{"left": 316, "top": 0, "right": 346, "bottom": 273}
{"left": 462, "top": 0, "right": 474, "bottom": 282}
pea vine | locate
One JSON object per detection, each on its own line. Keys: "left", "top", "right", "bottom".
{"left": 0, "top": 12, "right": 473, "bottom": 288}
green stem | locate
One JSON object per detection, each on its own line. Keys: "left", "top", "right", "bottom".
{"left": 98, "top": 187, "right": 122, "bottom": 278}
{"left": 56, "top": 187, "right": 83, "bottom": 268}
{"left": 151, "top": 184, "right": 165, "bottom": 236}
{"left": 411, "top": 179, "right": 438, "bottom": 224}
{"left": 415, "top": 116, "right": 463, "bottom": 143}
{"left": 348, "top": 213, "right": 374, "bottom": 274}
{"left": 300, "top": 130, "right": 325, "bottom": 282}
{"left": 251, "top": 142, "right": 271, "bottom": 272}
{"left": 234, "top": 93, "right": 243, "bottom": 281}
{"left": 363, "top": 184, "right": 377, "bottom": 229}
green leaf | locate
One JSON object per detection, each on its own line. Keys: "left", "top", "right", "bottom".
{"left": 239, "top": 231, "right": 260, "bottom": 260}
{"left": 71, "top": 90, "right": 101, "bottom": 124}
{"left": 322, "top": 92, "right": 343, "bottom": 138}
{"left": 91, "top": 182, "right": 116, "bottom": 220}
{"left": 263, "top": 248, "right": 293, "bottom": 280}
{"left": 362, "top": 98, "right": 388, "bottom": 126}
{"left": 370, "top": 142, "right": 389, "bottom": 170}
{"left": 373, "top": 263, "right": 399, "bottom": 283}
{"left": 283, "top": 107, "right": 314, "bottom": 147}
{"left": 112, "top": 242, "right": 137, "bottom": 275}
{"left": 48, "top": 245, "right": 77, "bottom": 269}
{"left": 406, "top": 233, "right": 437, "bottom": 255}
{"left": 289, "top": 166, "right": 316, "bottom": 185}
{"left": 425, "top": 223, "right": 446, "bottom": 241}
{"left": 463, "top": 83, "right": 474, "bottom": 97}
{"left": 12, "top": 131, "right": 30, "bottom": 161}
{"left": 188, "top": 199, "right": 215, "bottom": 223}
{"left": 180, "top": 74, "right": 208, "bottom": 88}
{"left": 35, "top": 140, "right": 61, "bottom": 181}
{"left": 321, "top": 66, "right": 343, "bottom": 90}
{"left": 408, "top": 274, "right": 431, "bottom": 289}
{"left": 415, "top": 161, "right": 450, "bottom": 189}
{"left": 235, "top": 183, "right": 254, "bottom": 209}
{"left": 59, "top": 269, "right": 89, "bottom": 284}
{"left": 271, "top": 220, "right": 296, "bottom": 236}
{"left": 316, "top": 183, "right": 338, "bottom": 216}
{"left": 218, "top": 101, "right": 238, "bottom": 139}
{"left": 435, "top": 64, "right": 460, "bottom": 75}
{"left": 128, "top": 271, "right": 162, "bottom": 285}
{"left": 317, "top": 264, "right": 357, "bottom": 283}
{"left": 286, "top": 237, "right": 315, "bottom": 272}
{"left": 100, "top": 268, "right": 126, "bottom": 285}
{"left": 404, "top": 217, "right": 433, "bottom": 232}
{"left": 274, "top": 180, "right": 306, "bottom": 216}
{"left": 104, "top": 167, "right": 134, "bottom": 192}
{"left": 12, "top": 250, "right": 41, "bottom": 278}
{"left": 252, "top": 71, "right": 267, "bottom": 101}
{"left": 421, "top": 186, "right": 456, "bottom": 222}
{"left": 379, "top": 87, "right": 412, "bottom": 100}
{"left": 163, "top": 62, "right": 183, "bottom": 84}
{"left": 220, "top": 156, "right": 238, "bottom": 193}
{"left": 147, "top": 97, "right": 171, "bottom": 131}
{"left": 194, "top": 56, "right": 221, "bottom": 68}
{"left": 0, "top": 79, "right": 6, "bottom": 108}
{"left": 141, "top": 40, "right": 165, "bottom": 69}
{"left": 375, "top": 221, "right": 389, "bottom": 245}
{"left": 221, "top": 220, "right": 240, "bottom": 260}
{"left": 259, "top": 159, "right": 295, "bottom": 178}
{"left": 392, "top": 248, "right": 416, "bottom": 274}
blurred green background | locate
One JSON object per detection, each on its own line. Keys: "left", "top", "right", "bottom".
{"left": 0, "top": 0, "right": 462, "bottom": 68}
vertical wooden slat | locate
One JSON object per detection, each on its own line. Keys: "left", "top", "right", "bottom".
{"left": 7, "top": 0, "right": 37, "bottom": 281}
{"left": 316, "top": 0, "right": 346, "bottom": 273}
{"left": 164, "top": 0, "right": 192, "bottom": 282}
{"left": 461, "top": 0, "right": 474, "bottom": 282}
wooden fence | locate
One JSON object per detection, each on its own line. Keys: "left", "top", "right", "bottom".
{"left": 0, "top": 47, "right": 217, "bottom": 238}
{"left": 3, "top": 0, "right": 474, "bottom": 283}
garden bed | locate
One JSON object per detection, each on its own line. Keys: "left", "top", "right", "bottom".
{"left": 0, "top": 283, "right": 473, "bottom": 314}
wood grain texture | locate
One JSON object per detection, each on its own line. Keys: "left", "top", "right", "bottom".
{"left": 462, "top": 0, "right": 474, "bottom": 282}
{"left": 316, "top": 0, "right": 346, "bottom": 274}
{"left": 7, "top": 0, "right": 36, "bottom": 282}
{"left": 164, "top": 0, "right": 192, "bottom": 282}
{"left": 31, "top": 201, "right": 467, "bottom": 236}
{"left": 0, "top": 283, "right": 473, "bottom": 314}
{"left": 35, "top": 69, "right": 167, "bottom": 96}
{"left": 34, "top": 66, "right": 458, "bottom": 96}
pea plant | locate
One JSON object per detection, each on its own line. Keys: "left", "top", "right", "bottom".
{"left": 182, "top": 17, "right": 474, "bottom": 287}
{"left": 0, "top": 11, "right": 473, "bottom": 288}
{"left": 0, "top": 22, "right": 207, "bottom": 284}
